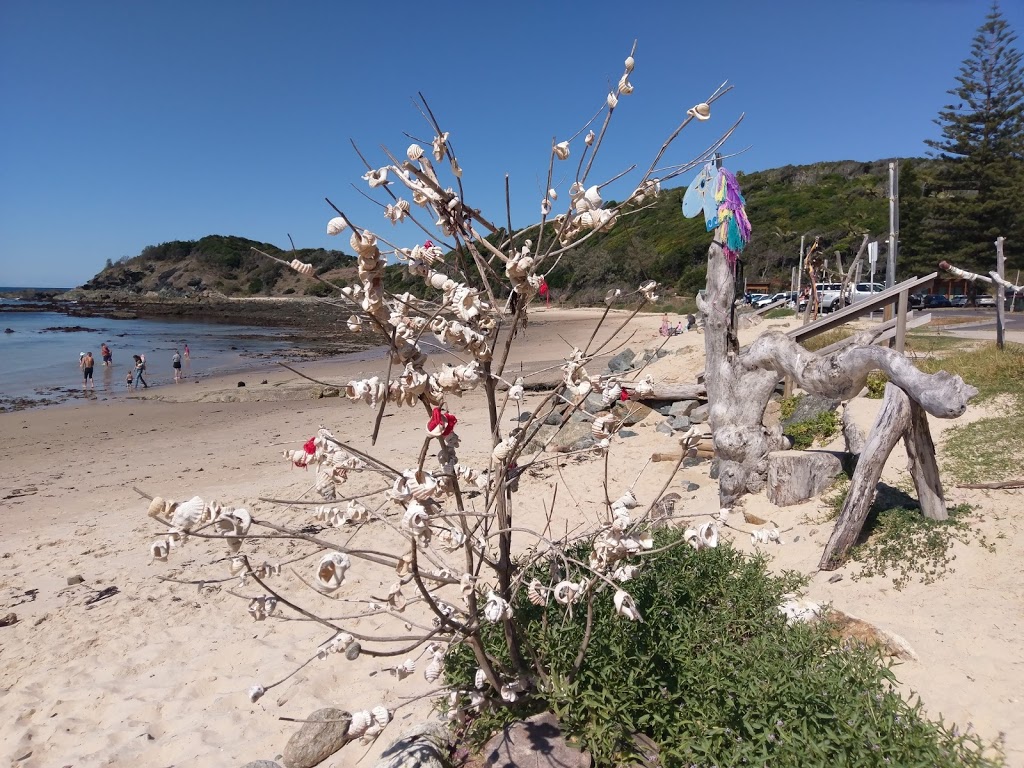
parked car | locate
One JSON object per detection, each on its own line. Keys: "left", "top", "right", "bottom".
{"left": 976, "top": 294, "right": 997, "bottom": 307}
{"left": 950, "top": 294, "right": 969, "bottom": 307}
{"left": 910, "top": 292, "right": 927, "bottom": 309}
{"left": 797, "top": 283, "right": 849, "bottom": 313}
{"left": 923, "top": 294, "right": 951, "bottom": 308}
{"left": 753, "top": 294, "right": 777, "bottom": 308}
{"left": 850, "top": 282, "right": 885, "bottom": 303}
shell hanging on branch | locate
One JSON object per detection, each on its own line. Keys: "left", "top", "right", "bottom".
{"left": 247, "top": 595, "right": 277, "bottom": 621}
{"left": 289, "top": 259, "right": 314, "bottom": 276}
{"left": 316, "top": 552, "right": 351, "bottom": 592}
{"left": 326, "top": 216, "right": 349, "bottom": 235}
{"left": 614, "top": 589, "right": 642, "bottom": 621}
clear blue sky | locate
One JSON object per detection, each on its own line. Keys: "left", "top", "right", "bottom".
{"left": 1, "top": 0, "right": 1019, "bottom": 288}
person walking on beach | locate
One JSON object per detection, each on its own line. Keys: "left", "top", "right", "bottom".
{"left": 183, "top": 343, "right": 190, "bottom": 360}
{"left": 100, "top": 342, "right": 112, "bottom": 366}
{"left": 172, "top": 349, "right": 182, "bottom": 382}
{"left": 80, "top": 351, "right": 95, "bottom": 390}
{"left": 133, "top": 354, "right": 148, "bottom": 389}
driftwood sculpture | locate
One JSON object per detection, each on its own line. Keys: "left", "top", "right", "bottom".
{"left": 698, "top": 239, "right": 978, "bottom": 567}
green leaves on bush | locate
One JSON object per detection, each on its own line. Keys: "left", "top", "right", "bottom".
{"left": 445, "top": 532, "right": 1000, "bottom": 766}
{"left": 784, "top": 410, "right": 838, "bottom": 450}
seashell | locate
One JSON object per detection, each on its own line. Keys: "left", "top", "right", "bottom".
{"left": 289, "top": 259, "right": 314, "bottom": 276}
{"left": 391, "top": 659, "right": 416, "bottom": 680}
{"left": 601, "top": 379, "right": 622, "bottom": 407}
{"left": 507, "top": 377, "right": 524, "bottom": 401}
{"left": 407, "top": 143, "right": 424, "bottom": 161}
{"left": 346, "top": 315, "right": 362, "bottom": 333}
{"left": 500, "top": 684, "right": 519, "bottom": 703}
{"left": 717, "top": 508, "right": 731, "bottom": 522}
{"left": 633, "top": 375, "right": 655, "bottom": 397}
{"left": 688, "top": 102, "right": 711, "bottom": 121}
{"left": 604, "top": 288, "right": 621, "bottom": 305}
{"left": 424, "top": 655, "right": 443, "bottom": 683}
{"left": 611, "top": 508, "right": 631, "bottom": 531}
{"left": 248, "top": 684, "right": 265, "bottom": 703}
{"left": 345, "top": 641, "right": 361, "bottom": 660}
{"left": 349, "top": 710, "right": 372, "bottom": 737}
{"left": 540, "top": 198, "right": 551, "bottom": 216}
{"left": 548, "top": 187, "right": 558, "bottom": 200}
{"left": 684, "top": 527, "right": 700, "bottom": 550}
{"left": 553, "top": 580, "right": 580, "bottom": 605}
{"left": 147, "top": 496, "right": 168, "bottom": 519}
{"left": 327, "top": 215, "right": 349, "bottom": 235}
{"left": 396, "top": 551, "right": 414, "bottom": 577}
{"left": 402, "top": 501, "right": 430, "bottom": 532}
{"left": 407, "top": 470, "right": 438, "bottom": 500}
{"left": 624, "top": 55, "right": 635, "bottom": 72}
{"left": 614, "top": 589, "right": 642, "bottom": 621}
{"left": 553, "top": 141, "right": 570, "bottom": 160}
{"left": 607, "top": 91, "right": 619, "bottom": 109}
{"left": 387, "top": 581, "right": 407, "bottom": 612}
{"left": 150, "top": 541, "right": 169, "bottom": 561}
{"left": 483, "top": 590, "right": 511, "bottom": 623}
{"left": 361, "top": 723, "right": 383, "bottom": 743}
{"left": 491, "top": 437, "right": 514, "bottom": 464}
{"left": 316, "top": 552, "right": 351, "bottom": 592}
{"left": 432, "top": 131, "right": 449, "bottom": 161}
{"left": 526, "top": 578, "right": 547, "bottom": 606}
{"left": 372, "top": 705, "right": 391, "bottom": 728}
{"left": 698, "top": 521, "right": 719, "bottom": 549}
{"left": 247, "top": 595, "right": 277, "bottom": 621}
{"left": 613, "top": 564, "right": 640, "bottom": 582}
{"left": 592, "top": 413, "right": 617, "bottom": 440}
{"left": 170, "top": 496, "right": 205, "bottom": 531}
{"left": 585, "top": 130, "right": 595, "bottom": 146}
{"left": 617, "top": 73, "right": 633, "bottom": 95}
{"left": 229, "top": 557, "right": 246, "bottom": 576}
{"left": 362, "top": 167, "right": 389, "bottom": 187}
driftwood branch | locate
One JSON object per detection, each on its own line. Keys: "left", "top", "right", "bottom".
{"left": 957, "top": 480, "right": 1024, "bottom": 489}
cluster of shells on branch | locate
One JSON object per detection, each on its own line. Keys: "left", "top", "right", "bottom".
{"left": 147, "top": 494, "right": 251, "bottom": 561}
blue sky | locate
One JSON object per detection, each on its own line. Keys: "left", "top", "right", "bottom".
{"left": 1, "top": 0, "right": 1020, "bottom": 288}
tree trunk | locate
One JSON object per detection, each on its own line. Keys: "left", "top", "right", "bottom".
{"left": 766, "top": 450, "right": 845, "bottom": 506}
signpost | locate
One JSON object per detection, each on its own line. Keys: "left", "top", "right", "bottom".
{"left": 868, "top": 241, "right": 878, "bottom": 317}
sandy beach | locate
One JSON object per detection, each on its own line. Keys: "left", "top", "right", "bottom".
{"left": 1, "top": 307, "right": 1021, "bottom": 767}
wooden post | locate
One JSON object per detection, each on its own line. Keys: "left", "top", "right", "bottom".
{"left": 894, "top": 289, "right": 909, "bottom": 353}
{"left": 995, "top": 237, "right": 1006, "bottom": 350}
{"left": 903, "top": 400, "right": 947, "bottom": 521}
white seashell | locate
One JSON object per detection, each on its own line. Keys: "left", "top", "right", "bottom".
{"left": 289, "top": 258, "right": 314, "bottom": 276}
{"left": 607, "top": 91, "right": 619, "bottom": 109}
{"left": 229, "top": 557, "right": 246, "bottom": 576}
{"left": 402, "top": 501, "right": 430, "bottom": 532}
{"left": 316, "top": 552, "right": 351, "bottom": 592}
{"left": 391, "top": 658, "right": 416, "bottom": 680}
{"left": 604, "top": 288, "right": 621, "bottom": 305}
{"left": 387, "top": 582, "right": 407, "bottom": 612}
{"left": 327, "top": 216, "right": 349, "bottom": 236}
{"left": 372, "top": 705, "right": 391, "bottom": 728}
{"left": 432, "top": 131, "right": 449, "bottom": 161}
{"left": 717, "top": 508, "right": 731, "bottom": 522}
{"left": 592, "top": 412, "right": 617, "bottom": 440}
{"left": 483, "top": 590, "right": 511, "bottom": 623}
{"left": 407, "top": 143, "right": 424, "bottom": 161}
{"left": 424, "top": 655, "right": 443, "bottom": 683}
{"left": 361, "top": 723, "right": 382, "bottom": 743}
{"left": 613, "top": 564, "right": 640, "bottom": 582}
{"left": 611, "top": 508, "right": 631, "bottom": 531}
{"left": 346, "top": 315, "right": 362, "bottom": 332}
{"left": 507, "top": 377, "right": 524, "bottom": 401}
{"left": 146, "top": 496, "right": 168, "bottom": 519}
{"left": 170, "top": 496, "right": 205, "bottom": 531}
{"left": 349, "top": 710, "right": 372, "bottom": 737}
{"left": 362, "top": 167, "right": 389, "bottom": 187}
{"left": 698, "top": 521, "right": 719, "bottom": 549}
{"left": 617, "top": 73, "right": 633, "bottom": 95}
{"left": 585, "top": 130, "right": 595, "bottom": 146}
{"left": 248, "top": 684, "right": 265, "bottom": 703}
{"left": 500, "top": 684, "right": 518, "bottom": 702}
{"left": 624, "top": 55, "right": 635, "bottom": 72}
{"left": 150, "top": 541, "right": 169, "bottom": 561}
{"left": 553, "top": 580, "right": 580, "bottom": 605}
{"left": 614, "top": 589, "right": 642, "bottom": 621}
{"left": 540, "top": 198, "right": 551, "bottom": 216}
{"left": 247, "top": 595, "right": 277, "bottom": 621}
{"left": 527, "top": 579, "right": 547, "bottom": 606}
{"left": 633, "top": 375, "right": 655, "bottom": 397}
{"left": 553, "top": 141, "right": 570, "bottom": 160}
{"left": 601, "top": 379, "right": 622, "bottom": 407}
{"left": 548, "top": 187, "right": 558, "bottom": 200}
{"left": 688, "top": 102, "right": 711, "bottom": 121}
{"left": 407, "top": 471, "right": 438, "bottom": 501}
{"left": 684, "top": 527, "right": 700, "bottom": 550}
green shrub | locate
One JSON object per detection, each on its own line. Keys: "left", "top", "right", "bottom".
{"left": 446, "top": 532, "right": 1000, "bottom": 767}
{"left": 764, "top": 307, "right": 796, "bottom": 319}
{"left": 865, "top": 371, "right": 888, "bottom": 399}
{"left": 785, "top": 410, "right": 838, "bottom": 449}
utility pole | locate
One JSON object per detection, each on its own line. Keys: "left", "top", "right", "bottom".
{"left": 886, "top": 160, "right": 899, "bottom": 288}
{"left": 795, "top": 234, "right": 805, "bottom": 301}
{"left": 996, "top": 237, "right": 1006, "bottom": 350}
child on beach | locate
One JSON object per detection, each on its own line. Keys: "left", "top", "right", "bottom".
{"left": 125, "top": 369, "right": 134, "bottom": 390}
{"left": 101, "top": 342, "right": 112, "bottom": 366}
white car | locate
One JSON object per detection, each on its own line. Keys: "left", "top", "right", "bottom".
{"left": 976, "top": 295, "right": 996, "bottom": 307}
{"left": 850, "top": 282, "right": 884, "bottom": 302}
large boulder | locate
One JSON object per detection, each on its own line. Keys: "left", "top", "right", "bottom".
{"left": 477, "top": 712, "right": 591, "bottom": 767}
{"left": 282, "top": 708, "right": 351, "bottom": 768}
{"left": 605, "top": 348, "right": 637, "bottom": 373}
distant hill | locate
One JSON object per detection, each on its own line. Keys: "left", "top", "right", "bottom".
{"left": 77, "top": 159, "right": 937, "bottom": 303}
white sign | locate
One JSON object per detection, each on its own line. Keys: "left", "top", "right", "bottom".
{"left": 868, "top": 241, "right": 878, "bottom": 265}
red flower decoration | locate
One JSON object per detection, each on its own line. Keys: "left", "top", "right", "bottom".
{"left": 426, "top": 406, "right": 458, "bottom": 437}
{"left": 303, "top": 437, "right": 317, "bottom": 454}
{"left": 619, "top": 388, "right": 630, "bottom": 402}
{"left": 424, "top": 239, "right": 434, "bottom": 248}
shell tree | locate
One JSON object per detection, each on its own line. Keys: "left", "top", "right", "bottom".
{"left": 141, "top": 43, "right": 745, "bottom": 745}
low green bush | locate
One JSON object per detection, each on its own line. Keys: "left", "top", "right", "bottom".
{"left": 865, "top": 371, "right": 888, "bottom": 398}
{"left": 785, "top": 410, "right": 838, "bottom": 449}
{"left": 446, "top": 532, "right": 1000, "bottom": 767}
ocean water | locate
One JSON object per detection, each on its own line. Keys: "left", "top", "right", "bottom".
{"left": 0, "top": 308, "right": 309, "bottom": 409}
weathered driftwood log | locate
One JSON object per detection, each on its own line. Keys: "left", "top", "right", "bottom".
{"left": 766, "top": 450, "right": 845, "bottom": 507}
{"left": 842, "top": 405, "right": 866, "bottom": 457}
{"left": 957, "top": 479, "right": 1024, "bottom": 489}
{"left": 699, "top": 242, "right": 977, "bottom": 508}
{"left": 819, "top": 382, "right": 947, "bottom": 569}
{"left": 629, "top": 383, "right": 707, "bottom": 401}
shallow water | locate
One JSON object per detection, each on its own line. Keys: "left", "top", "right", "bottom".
{"left": 0, "top": 310, "right": 308, "bottom": 408}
